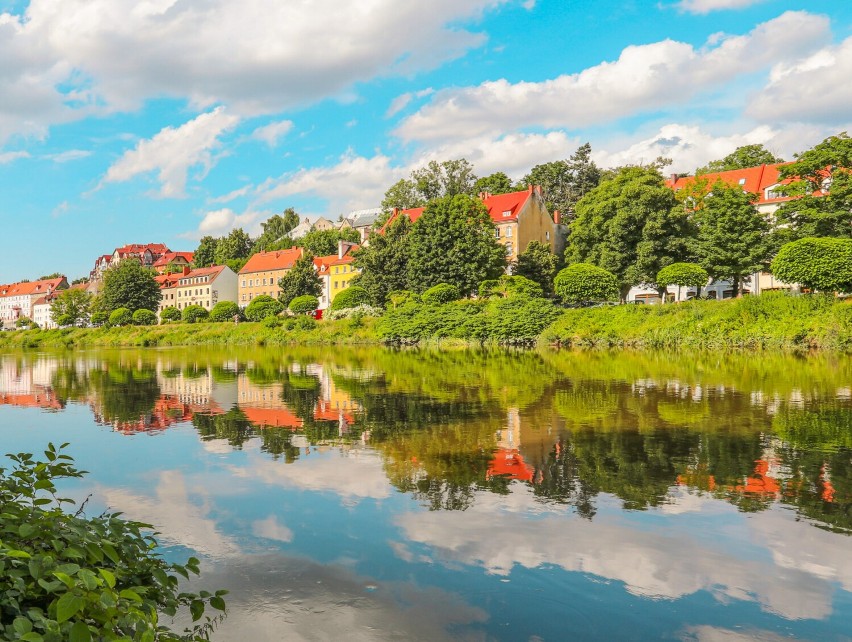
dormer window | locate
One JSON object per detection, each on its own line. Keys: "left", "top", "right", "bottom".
{"left": 502, "top": 210, "right": 512, "bottom": 217}
{"left": 738, "top": 178, "right": 746, "bottom": 186}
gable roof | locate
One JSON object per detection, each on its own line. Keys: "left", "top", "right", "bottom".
{"left": 385, "top": 187, "right": 538, "bottom": 229}
{"left": 152, "top": 251, "right": 194, "bottom": 268}
{"left": 240, "top": 248, "right": 304, "bottom": 274}
{"left": 0, "top": 277, "right": 67, "bottom": 298}
{"left": 666, "top": 163, "right": 796, "bottom": 205}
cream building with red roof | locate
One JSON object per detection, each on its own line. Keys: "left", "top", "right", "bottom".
{"left": 238, "top": 248, "right": 304, "bottom": 305}
{"left": 156, "top": 265, "right": 237, "bottom": 316}
{"left": 0, "top": 277, "right": 67, "bottom": 327}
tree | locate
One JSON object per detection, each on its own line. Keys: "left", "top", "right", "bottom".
{"left": 421, "top": 283, "right": 462, "bottom": 305}
{"left": 512, "top": 240, "right": 558, "bottom": 296}
{"left": 770, "top": 237, "right": 852, "bottom": 293}
{"left": 519, "top": 143, "right": 602, "bottom": 220}
{"left": 695, "top": 144, "right": 784, "bottom": 175}
{"left": 298, "top": 227, "right": 360, "bottom": 257}
{"left": 473, "top": 172, "right": 514, "bottom": 195}
{"left": 98, "top": 260, "right": 161, "bottom": 313}
{"left": 214, "top": 228, "right": 254, "bottom": 266}
{"left": 407, "top": 194, "right": 507, "bottom": 294}
{"left": 554, "top": 264, "right": 619, "bottom": 304}
{"left": 277, "top": 253, "right": 322, "bottom": 307}
{"left": 37, "top": 272, "right": 62, "bottom": 280}
{"left": 71, "top": 277, "right": 88, "bottom": 285}
{"left": 775, "top": 132, "right": 852, "bottom": 240}
{"left": 478, "top": 275, "right": 543, "bottom": 299}
{"left": 330, "top": 286, "right": 371, "bottom": 311}
{"left": 193, "top": 235, "right": 219, "bottom": 268}
{"left": 244, "top": 295, "right": 284, "bottom": 321}
{"left": 569, "top": 166, "right": 693, "bottom": 300}
{"left": 160, "top": 306, "right": 181, "bottom": 323}
{"left": 209, "top": 301, "right": 241, "bottom": 322}
{"left": 49, "top": 288, "right": 92, "bottom": 327}
{"left": 109, "top": 308, "right": 133, "bottom": 326}
{"left": 254, "top": 209, "right": 300, "bottom": 253}
{"left": 182, "top": 305, "right": 209, "bottom": 323}
{"left": 351, "top": 215, "right": 413, "bottom": 305}
{"left": 132, "top": 309, "right": 158, "bottom": 325}
{"left": 693, "top": 180, "right": 771, "bottom": 297}
{"left": 656, "top": 263, "right": 709, "bottom": 301}
{"left": 382, "top": 179, "right": 424, "bottom": 211}
{"left": 289, "top": 295, "right": 319, "bottom": 315}
{"left": 411, "top": 159, "right": 477, "bottom": 201}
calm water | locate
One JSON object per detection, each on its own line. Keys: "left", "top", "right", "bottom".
{"left": 1, "top": 347, "right": 851, "bottom": 641}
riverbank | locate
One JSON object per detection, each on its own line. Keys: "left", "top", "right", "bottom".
{"left": 0, "top": 293, "right": 849, "bottom": 352}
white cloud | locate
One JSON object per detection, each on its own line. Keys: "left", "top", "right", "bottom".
{"left": 103, "top": 107, "right": 239, "bottom": 197}
{"left": 250, "top": 120, "right": 293, "bottom": 147}
{"left": 46, "top": 149, "right": 91, "bottom": 162}
{"left": 677, "top": 0, "right": 765, "bottom": 14}
{"left": 196, "top": 208, "right": 259, "bottom": 237}
{"left": 385, "top": 88, "right": 435, "bottom": 118}
{"left": 252, "top": 515, "right": 293, "bottom": 543}
{"left": 209, "top": 184, "right": 253, "bottom": 204}
{"left": 395, "top": 11, "right": 830, "bottom": 143}
{"left": 0, "top": 150, "right": 29, "bottom": 164}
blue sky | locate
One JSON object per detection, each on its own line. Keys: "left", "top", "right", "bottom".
{"left": 0, "top": 0, "right": 850, "bottom": 283}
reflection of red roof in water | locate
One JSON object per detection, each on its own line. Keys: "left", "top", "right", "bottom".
{"left": 0, "top": 391, "right": 63, "bottom": 410}
{"left": 487, "top": 448, "right": 534, "bottom": 482}
{"left": 733, "top": 460, "right": 780, "bottom": 496}
{"left": 103, "top": 395, "right": 224, "bottom": 434}
{"left": 241, "top": 407, "right": 303, "bottom": 429}
{"left": 313, "top": 403, "right": 355, "bottom": 424}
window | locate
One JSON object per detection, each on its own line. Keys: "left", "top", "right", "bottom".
{"left": 495, "top": 228, "right": 500, "bottom": 238}
{"left": 502, "top": 210, "right": 512, "bottom": 217}
{"left": 242, "top": 294, "right": 246, "bottom": 301}
{"left": 334, "top": 281, "right": 338, "bottom": 289}
{"left": 545, "top": 231, "right": 550, "bottom": 241}
{"left": 241, "top": 280, "right": 246, "bottom": 287}
{"left": 738, "top": 178, "right": 746, "bottom": 186}
{"left": 505, "top": 242, "right": 513, "bottom": 256}
{"left": 263, "top": 278, "right": 267, "bottom": 285}
{"left": 505, "top": 226, "right": 512, "bottom": 238}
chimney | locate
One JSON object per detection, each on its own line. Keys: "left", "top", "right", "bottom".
{"left": 338, "top": 239, "right": 345, "bottom": 259}
{"left": 182, "top": 266, "right": 191, "bottom": 276}
{"left": 553, "top": 210, "right": 561, "bottom": 225}
{"left": 478, "top": 191, "right": 491, "bottom": 201}
{"left": 527, "top": 184, "right": 533, "bottom": 193}
{"left": 670, "top": 173, "right": 678, "bottom": 184}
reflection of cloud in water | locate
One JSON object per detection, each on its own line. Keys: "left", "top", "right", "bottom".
{"left": 199, "top": 438, "right": 234, "bottom": 455}
{"left": 98, "top": 470, "right": 238, "bottom": 559}
{"left": 177, "top": 554, "right": 487, "bottom": 642}
{"left": 396, "top": 487, "right": 842, "bottom": 621}
{"left": 679, "top": 625, "right": 800, "bottom": 642}
{"left": 231, "top": 445, "right": 392, "bottom": 501}
{"left": 252, "top": 515, "right": 293, "bottom": 543}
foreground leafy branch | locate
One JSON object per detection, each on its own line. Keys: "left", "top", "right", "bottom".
{"left": 0, "top": 444, "right": 226, "bottom": 641}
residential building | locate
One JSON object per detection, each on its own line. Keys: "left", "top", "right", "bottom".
{"left": 238, "top": 248, "right": 303, "bottom": 305}
{"left": 157, "top": 265, "right": 238, "bottom": 316}
{"left": 313, "top": 217, "right": 337, "bottom": 232}
{"left": 286, "top": 218, "right": 314, "bottom": 240}
{"left": 343, "top": 208, "right": 383, "bottom": 242}
{"left": 152, "top": 251, "right": 194, "bottom": 274}
{"left": 89, "top": 243, "right": 172, "bottom": 281}
{"left": 313, "top": 241, "right": 360, "bottom": 310}
{"left": 0, "top": 277, "right": 68, "bottom": 327}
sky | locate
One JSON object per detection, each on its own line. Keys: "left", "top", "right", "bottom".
{"left": 0, "top": 0, "right": 850, "bottom": 283}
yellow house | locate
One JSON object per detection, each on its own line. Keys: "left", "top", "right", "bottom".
{"left": 313, "top": 241, "right": 360, "bottom": 310}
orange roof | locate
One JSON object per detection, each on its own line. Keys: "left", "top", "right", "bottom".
{"left": 241, "top": 406, "right": 303, "bottom": 429}
{"left": 0, "top": 277, "right": 67, "bottom": 298}
{"left": 0, "top": 391, "right": 63, "bottom": 410}
{"left": 486, "top": 448, "right": 534, "bottom": 482}
{"left": 666, "top": 163, "right": 799, "bottom": 205}
{"left": 115, "top": 243, "right": 170, "bottom": 255}
{"left": 152, "top": 251, "right": 194, "bottom": 267}
{"left": 240, "top": 248, "right": 303, "bottom": 275}
{"left": 313, "top": 245, "right": 360, "bottom": 272}
{"left": 385, "top": 188, "right": 536, "bottom": 230}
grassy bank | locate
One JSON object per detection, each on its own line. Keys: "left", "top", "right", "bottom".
{"left": 1, "top": 292, "right": 849, "bottom": 352}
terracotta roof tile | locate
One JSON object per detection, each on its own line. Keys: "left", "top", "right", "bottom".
{"left": 240, "top": 248, "right": 304, "bottom": 274}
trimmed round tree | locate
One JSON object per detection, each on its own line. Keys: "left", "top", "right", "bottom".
{"left": 181, "top": 305, "right": 209, "bottom": 324}
{"left": 479, "top": 275, "right": 543, "bottom": 299}
{"left": 289, "top": 295, "right": 320, "bottom": 315}
{"left": 160, "top": 306, "right": 181, "bottom": 323}
{"left": 108, "top": 308, "right": 133, "bottom": 326}
{"left": 771, "top": 237, "right": 852, "bottom": 293}
{"left": 91, "top": 311, "right": 109, "bottom": 326}
{"left": 132, "top": 309, "right": 158, "bottom": 326}
{"left": 421, "top": 283, "right": 461, "bottom": 305}
{"left": 209, "top": 301, "right": 241, "bottom": 323}
{"left": 554, "top": 263, "right": 619, "bottom": 304}
{"left": 244, "top": 295, "right": 284, "bottom": 321}
{"left": 330, "top": 286, "right": 371, "bottom": 311}
{"left": 656, "top": 262, "right": 709, "bottom": 301}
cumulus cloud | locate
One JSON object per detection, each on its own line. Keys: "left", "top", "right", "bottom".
{"left": 252, "top": 515, "right": 293, "bottom": 543}
{"left": 103, "top": 107, "right": 239, "bottom": 197}
{"left": 394, "top": 11, "right": 830, "bottom": 142}
{"left": 250, "top": 120, "right": 294, "bottom": 147}
{"left": 195, "top": 208, "right": 260, "bottom": 237}
{"left": 677, "top": 0, "right": 765, "bottom": 14}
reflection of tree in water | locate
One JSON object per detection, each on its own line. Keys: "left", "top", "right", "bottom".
{"left": 257, "top": 428, "right": 301, "bottom": 463}
{"left": 90, "top": 367, "right": 161, "bottom": 425}
{"left": 193, "top": 407, "right": 253, "bottom": 447}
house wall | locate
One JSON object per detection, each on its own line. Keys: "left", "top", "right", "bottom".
{"left": 162, "top": 268, "right": 237, "bottom": 313}
{"left": 516, "top": 192, "right": 557, "bottom": 262}
{"left": 329, "top": 263, "right": 358, "bottom": 303}
{"left": 239, "top": 268, "right": 289, "bottom": 305}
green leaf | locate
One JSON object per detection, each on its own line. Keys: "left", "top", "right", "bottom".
{"left": 210, "top": 595, "right": 226, "bottom": 611}
{"left": 55, "top": 592, "right": 84, "bottom": 623}
{"left": 53, "top": 571, "right": 75, "bottom": 588}
{"left": 5, "top": 549, "right": 32, "bottom": 558}
{"left": 101, "top": 542, "right": 119, "bottom": 564}
{"left": 119, "top": 588, "right": 142, "bottom": 603}
{"left": 20, "top": 633, "right": 44, "bottom": 642}
{"left": 69, "top": 621, "right": 92, "bottom": 642}
{"left": 98, "top": 568, "right": 116, "bottom": 588}
{"left": 13, "top": 617, "right": 33, "bottom": 634}
{"left": 189, "top": 599, "right": 204, "bottom": 621}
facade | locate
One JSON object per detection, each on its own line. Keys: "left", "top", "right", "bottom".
{"left": 152, "top": 251, "right": 194, "bottom": 274}
{"left": 343, "top": 208, "right": 383, "bottom": 242}
{"left": 313, "top": 217, "right": 337, "bottom": 232}
{"left": 157, "top": 265, "right": 238, "bottom": 316}
{"left": 313, "top": 241, "right": 360, "bottom": 310}
{"left": 286, "top": 218, "right": 314, "bottom": 240}
{"left": 0, "top": 277, "right": 68, "bottom": 327}
{"left": 238, "top": 248, "right": 304, "bottom": 306}
{"left": 89, "top": 243, "right": 172, "bottom": 281}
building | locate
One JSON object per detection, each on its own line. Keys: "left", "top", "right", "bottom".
{"left": 313, "top": 241, "right": 360, "bottom": 310}
{"left": 286, "top": 218, "right": 314, "bottom": 240}
{"left": 89, "top": 243, "right": 172, "bottom": 281}
{"left": 157, "top": 265, "right": 238, "bottom": 315}
{"left": 312, "top": 217, "right": 338, "bottom": 232}
{"left": 0, "top": 277, "right": 68, "bottom": 327}
{"left": 152, "top": 251, "right": 194, "bottom": 274}
{"left": 343, "top": 208, "right": 383, "bottom": 242}
{"left": 238, "top": 248, "right": 304, "bottom": 305}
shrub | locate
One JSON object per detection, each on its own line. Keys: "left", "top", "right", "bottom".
{"left": 108, "top": 308, "right": 133, "bottom": 327}
{"left": 656, "top": 263, "right": 709, "bottom": 289}
{"left": 0, "top": 444, "right": 226, "bottom": 640}
{"left": 160, "top": 306, "right": 181, "bottom": 323}
{"left": 330, "top": 286, "right": 370, "bottom": 311}
{"left": 90, "top": 311, "right": 109, "bottom": 326}
{"left": 554, "top": 264, "right": 619, "bottom": 304}
{"left": 478, "top": 280, "right": 500, "bottom": 298}
{"left": 479, "top": 275, "right": 543, "bottom": 299}
{"left": 209, "top": 301, "right": 241, "bottom": 323}
{"left": 421, "top": 283, "right": 461, "bottom": 305}
{"left": 15, "top": 317, "right": 37, "bottom": 329}
{"left": 244, "top": 295, "right": 284, "bottom": 321}
{"left": 289, "top": 295, "right": 319, "bottom": 315}
{"left": 326, "top": 304, "right": 383, "bottom": 320}
{"left": 771, "top": 237, "right": 852, "bottom": 293}
{"left": 294, "top": 315, "right": 317, "bottom": 331}
{"left": 386, "top": 290, "right": 419, "bottom": 309}
{"left": 182, "top": 305, "right": 209, "bottom": 324}
{"left": 55, "top": 314, "right": 74, "bottom": 327}
{"left": 132, "top": 309, "right": 158, "bottom": 326}
{"left": 262, "top": 315, "right": 284, "bottom": 329}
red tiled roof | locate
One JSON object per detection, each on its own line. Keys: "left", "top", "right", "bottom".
{"left": 241, "top": 407, "right": 303, "bottom": 429}
{"left": 385, "top": 188, "right": 536, "bottom": 230}
{"left": 486, "top": 448, "right": 534, "bottom": 482}
{"left": 0, "top": 277, "right": 66, "bottom": 298}
{"left": 666, "top": 163, "right": 798, "bottom": 205}
{"left": 240, "top": 248, "right": 303, "bottom": 274}
{"left": 152, "top": 251, "right": 194, "bottom": 267}
{"left": 313, "top": 245, "right": 360, "bottom": 272}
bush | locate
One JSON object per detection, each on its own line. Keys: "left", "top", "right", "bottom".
{"left": 132, "top": 309, "right": 158, "bottom": 326}
{"left": 293, "top": 315, "right": 317, "bottom": 331}
{"left": 656, "top": 263, "right": 709, "bottom": 289}
{"left": 15, "top": 317, "right": 37, "bottom": 329}
{"left": 479, "top": 275, "right": 543, "bottom": 299}
{"left": 108, "top": 308, "right": 133, "bottom": 327}
{"left": 244, "top": 295, "right": 284, "bottom": 321}
{"left": 55, "top": 314, "right": 74, "bottom": 327}
{"left": 209, "top": 301, "right": 241, "bottom": 323}
{"left": 771, "top": 237, "right": 852, "bottom": 293}
{"left": 326, "top": 304, "right": 383, "bottom": 320}
{"left": 262, "top": 315, "right": 284, "bottom": 329}
{"left": 0, "top": 444, "right": 226, "bottom": 640}
{"left": 554, "top": 263, "right": 619, "bottom": 304}
{"left": 386, "top": 290, "right": 419, "bottom": 309}
{"left": 182, "top": 305, "right": 209, "bottom": 324}
{"left": 330, "top": 286, "right": 370, "bottom": 311}
{"left": 90, "top": 311, "right": 109, "bottom": 327}
{"left": 160, "top": 306, "right": 181, "bottom": 323}
{"left": 421, "top": 283, "right": 461, "bottom": 305}
{"left": 288, "top": 295, "right": 319, "bottom": 315}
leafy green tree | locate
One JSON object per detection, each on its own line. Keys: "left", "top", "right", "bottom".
{"left": 330, "top": 286, "right": 371, "bottom": 311}
{"left": 98, "top": 261, "right": 161, "bottom": 313}
{"left": 49, "top": 288, "right": 92, "bottom": 327}
{"left": 411, "top": 159, "right": 477, "bottom": 201}
{"left": 656, "top": 263, "right": 709, "bottom": 300}
{"left": 277, "top": 253, "right": 322, "bottom": 307}
{"left": 254, "top": 208, "right": 301, "bottom": 253}
{"left": 512, "top": 240, "right": 558, "bottom": 296}
{"left": 37, "top": 272, "right": 62, "bottom": 280}
{"left": 473, "top": 172, "right": 514, "bottom": 195}
{"left": 90, "top": 311, "right": 109, "bottom": 326}
{"left": 695, "top": 144, "right": 783, "bottom": 175}
{"left": 381, "top": 178, "right": 424, "bottom": 211}
{"left": 693, "top": 180, "right": 771, "bottom": 297}
{"left": 298, "top": 227, "right": 360, "bottom": 257}
{"left": 554, "top": 263, "right": 619, "bottom": 304}
{"left": 193, "top": 235, "right": 219, "bottom": 268}
{"left": 352, "top": 215, "right": 413, "bottom": 305}
{"left": 15, "top": 317, "right": 38, "bottom": 329}
{"left": 108, "top": 308, "right": 133, "bottom": 326}
{"left": 407, "top": 194, "right": 506, "bottom": 294}
{"left": 479, "top": 275, "right": 543, "bottom": 299}
{"left": 132, "top": 309, "right": 157, "bottom": 325}
{"left": 71, "top": 277, "right": 88, "bottom": 285}
{"left": 771, "top": 237, "right": 852, "bottom": 293}
{"left": 55, "top": 314, "right": 73, "bottom": 327}
{"left": 519, "top": 143, "right": 602, "bottom": 220}
{"left": 775, "top": 132, "right": 852, "bottom": 240}
{"left": 289, "top": 294, "right": 320, "bottom": 315}
{"left": 245, "top": 295, "right": 284, "bottom": 321}
{"left": 182, "top": 305, "right": 209, "bottom": 323}
{"left": 214, "top": 228, "right": 254, "bottom": 266}
{"left": 160, "top": 306, "right": 181, "bottom": 323}
{"left": 421, "top": 283, "right": 462, "bottom": 305}
{"left": 569, "top": 166, "right": 692, "bottom": 299}
{"left": 209, "top": 301, "right": 241, "bottom": 322}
